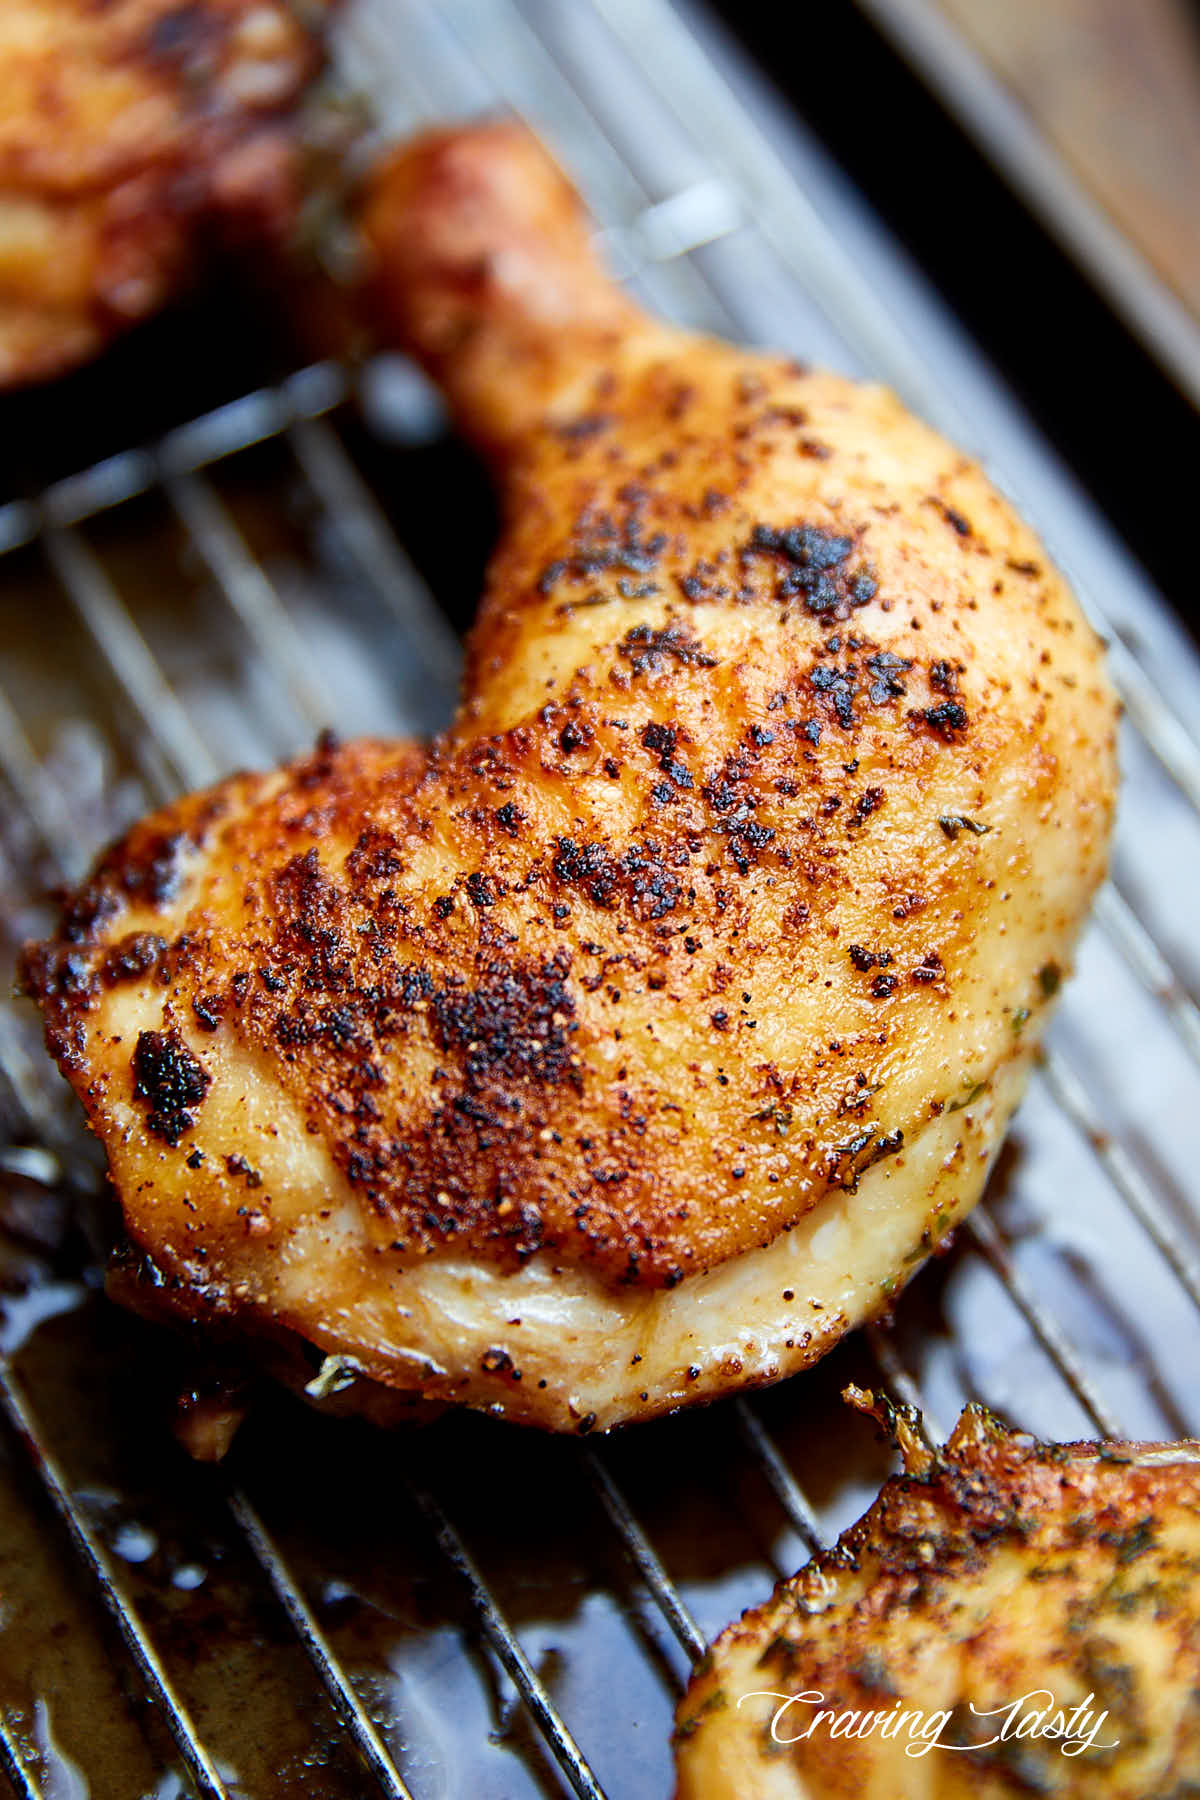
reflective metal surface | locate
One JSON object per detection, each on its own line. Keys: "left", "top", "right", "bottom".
{"left": 2, "top": 3, "right": 1199, "bottom": 1795}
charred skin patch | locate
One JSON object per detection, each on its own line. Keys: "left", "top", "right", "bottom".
{"left": 40, "top": 829, "right": 193, "bottom": 955}
{"left": 865, "top": 651, "right": 912, "bottom": 704}
{"left": 745, "top": 523, "right": 877, "bottom": 619}
{"left": 239, "top": 830, "right": 595, "bottom": 1264}
{"left": 17, "top": 785, "right": 238, "bottom": 1075}
{"left": 929, "top": 497, "right": 973, "bottom": 537}
{"left": 808, "top": 662, "right": 859, "bottom": 731}
{"left": 131, "top": 1029, "right": 210, "bottom": 1147}
{"left": 432, "top": 951, "right": 579, "bottom": 1090}
{"left": 101, "top": 932, "right": 168, "bottom": 987}
{"left": 552, "top": 836, "right": 684, "bottom": 920}
{"left": 320, "top": 949, "right": 585, "bottom": 1264}
{"left": 917, "top": 700, "right": 970, "bottom": 740}
{"left": 617, "top": 622, "right": 719, "bottom": 676}
{"left": 640, "top": 721, "right": 694, "bottom": 789}
{"left": 538, "top": 484, "right": 668, "bottom": 593}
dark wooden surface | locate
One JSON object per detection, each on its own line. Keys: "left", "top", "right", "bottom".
{"left": 937, "top": 0, "right": 1200, "bottom": 318}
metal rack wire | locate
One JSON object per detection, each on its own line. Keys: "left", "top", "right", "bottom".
{"left": 1, "top": 2, "right": 1199, "bottom": 1795}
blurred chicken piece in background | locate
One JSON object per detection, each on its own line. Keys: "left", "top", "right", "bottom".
{"left": 0, "top": 0, "right": 334, "bottom": 389}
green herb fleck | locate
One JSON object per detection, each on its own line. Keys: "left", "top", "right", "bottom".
{"left": 673, "top": 1688, "right": 728, "bottom": 1743}
{"left": 938, "top": 814, "right": 991, "bottom": 840}
{"left": 947, "top": 1079, "right": 989, "bottom": 1113}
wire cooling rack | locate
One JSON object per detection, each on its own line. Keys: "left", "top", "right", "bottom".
{"left": 2, "top": 3, "right": 1200, "bottom": 1796}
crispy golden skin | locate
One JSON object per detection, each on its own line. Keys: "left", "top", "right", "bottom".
{"left": 22, "top": 124, "right": 1118, "bottom": 1431}
{"left": 0, "top": 0, "right": 329, "bottom": 387}
{"left": 675, "top": 1403, "right": 1200, "bottom": 1798}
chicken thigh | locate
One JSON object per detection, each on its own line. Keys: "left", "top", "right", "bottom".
{"left": 23, "top": 123, "right": 1118, "bottom": 1432}
{"left": 675, "top": 1399, "right": 1200, "bottom": 1798}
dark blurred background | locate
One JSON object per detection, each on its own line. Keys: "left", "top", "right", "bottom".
{"left": 720, "top": 0, "right": 1200, "bottom": 613}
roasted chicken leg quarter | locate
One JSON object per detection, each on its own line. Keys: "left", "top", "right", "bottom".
{"left": 23, "top": 122, "right": 1119, "bottom": 1433}
{"left": 674, "top": 1401, "right": 1200, "bottom": 1798}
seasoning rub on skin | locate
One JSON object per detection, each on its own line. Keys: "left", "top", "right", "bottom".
{"left": 23, "top": 123, "right": 1118, "bottom": 1435}
{"left": 675, "top": 1394, "right": 1200, "bottom": 1798}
